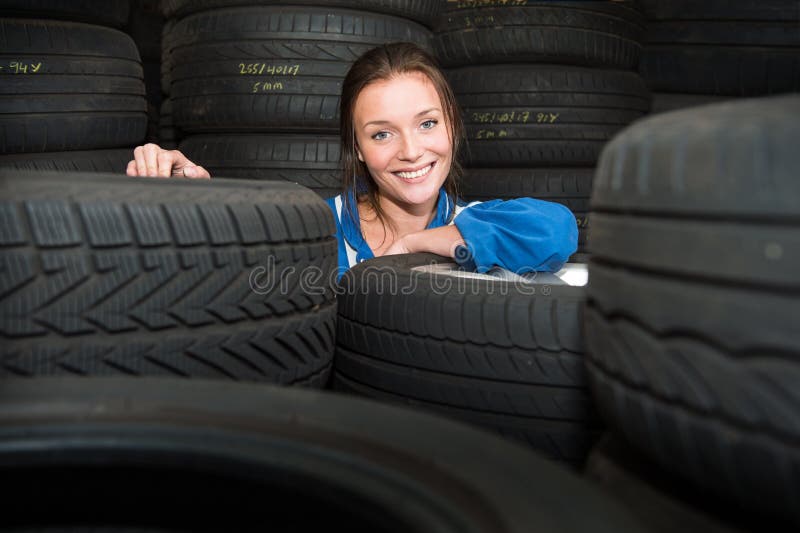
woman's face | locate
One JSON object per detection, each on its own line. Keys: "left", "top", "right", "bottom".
{"left": 353, "top": 71, "right": 453, "bottom": 209}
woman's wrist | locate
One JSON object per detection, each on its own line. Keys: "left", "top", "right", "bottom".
{"left": 404, "top": 226, "right": 465, "bottom": 258}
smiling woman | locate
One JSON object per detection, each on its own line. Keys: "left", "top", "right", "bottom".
{"left": 327, "top": 42, "right": 578, "bottom": 278}
{"left": 347, "top": 71, "right": 454, "bottom": 256}
{"left": 126, "top": 42, "right": 578, "bottom": 278}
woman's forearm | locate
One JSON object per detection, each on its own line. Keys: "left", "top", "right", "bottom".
{"left": 405, "top": 225, "right": 466, "bottom": 258}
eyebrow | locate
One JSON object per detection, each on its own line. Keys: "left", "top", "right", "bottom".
{"left": 362, "top": 107, "right": 441, "bottom": 128}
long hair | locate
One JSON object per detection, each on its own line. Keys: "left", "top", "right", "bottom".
{"left": 339, "top": 42, "right": 465, "bottom": 234}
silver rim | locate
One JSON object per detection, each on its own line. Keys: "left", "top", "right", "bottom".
{"left": 410, "top": 262, "right": 588, "bottom": 287}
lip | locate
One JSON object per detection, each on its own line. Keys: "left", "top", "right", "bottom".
{"left": 392, "top": 161, "right": 436, "bottom": 181}
{"left": 393, "top": 162, "right": 435, "bottom": 173}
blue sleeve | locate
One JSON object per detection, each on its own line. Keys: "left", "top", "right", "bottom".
{"left": 453, "top": 198, "right": 578, "bottom": 273}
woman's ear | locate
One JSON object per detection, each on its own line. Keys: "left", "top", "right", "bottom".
{"left": 356, "top": 146, "right": 364, "bottom": 162}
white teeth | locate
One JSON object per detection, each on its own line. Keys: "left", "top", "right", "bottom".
{"left": 396, "top": 163, "right": 432, "bottom": 179}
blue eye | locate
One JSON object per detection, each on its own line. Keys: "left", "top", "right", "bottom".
{"left": 372, "top": 131, "right": 389, "bottom": 141}
{"left": 421, "top": 119, "right": 437, "bottom": 129}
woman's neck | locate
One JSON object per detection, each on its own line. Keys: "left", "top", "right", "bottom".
{"left": 359, "top": 192, "right": 437, "bottom": 237}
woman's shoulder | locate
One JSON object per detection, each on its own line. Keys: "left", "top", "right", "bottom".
{"left": 453, "top": 196, "right": 483, "bottom": 215}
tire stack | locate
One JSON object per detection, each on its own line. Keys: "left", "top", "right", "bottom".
{"left": 158, "top": 97, "right": 180, "bottom": 150}
{"left": 127, "top": 0, "right": 165, "bottom": 144}
{"left": 0, "top": 0, "right": 147, "bottom": 173}
{"left": 434, "top": 0, "right": 651, "bottom": 258}
{"left": 585, "top": 94, "right": 800, "bottom": 527}
{"left": 160, "top": 0, "right": 439, "bottom": 199}
{"left": 158, "top": 11, "right": 180, "bottom": 149}
{"left": 640, "top": 0, "right": 800, "bottom": 113}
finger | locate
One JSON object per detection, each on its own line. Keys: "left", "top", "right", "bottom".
{"left": 133, "top": 146, "right": 148, "bottom": 177}
{"left": 156, "top": 150, "right": 175, "bottom": 178}
{"left": 142, "top": 143, "right": 161, "bottom": 177}
{"left": 126, "top": 160, "right": 138, "bottom": 177}
{"left": 167, "top": 150, "right": 192, "bottom": 176}
{"left": 183, "top": 165, "right": 211, "bottom": 179}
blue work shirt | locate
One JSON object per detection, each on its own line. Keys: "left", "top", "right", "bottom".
{"left": 325, "top": 187, "right": 578, "bottom": 279}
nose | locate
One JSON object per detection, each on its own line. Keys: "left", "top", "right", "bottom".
{"left": 398, "top": 132, "right": 424, "bottom": 162}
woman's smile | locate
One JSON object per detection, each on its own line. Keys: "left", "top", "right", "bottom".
{"left": 394, "top": 161, "right": 435, "bottom": 181}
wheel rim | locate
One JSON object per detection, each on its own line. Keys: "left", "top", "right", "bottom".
{"left": 410, "top": 262, "right": 588, "bottom": 287}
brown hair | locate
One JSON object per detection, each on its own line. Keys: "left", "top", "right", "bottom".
{"left": 339, "top": 42, "right": 465, "bottom": 236}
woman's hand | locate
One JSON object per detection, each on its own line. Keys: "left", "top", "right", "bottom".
{"left": 126, "top": 143, "right": 211, "bottom": 179}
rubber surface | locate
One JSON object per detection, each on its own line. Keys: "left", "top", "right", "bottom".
{"left": 334, "top": 253, "right": 600, "bottom": 464}
{"left": 0, "top": 149, "right": 132, "bottom": 173}
{"left": 0, "top": 19, "right": 147, "bottom": 154}
{"left": 179, "top": 134, "right": 342, "bottom": 198}
{"left": 650, "top": 93, "right": 734, "bottom": 114}
{"left": 435, "top": 0, "right": 645, "bottom": 68}
{"left": 639, "top": 1, "right": 800, "bottom": 95}
{"left": 0, "top": 0, "right": 130, "bottom": 27}
{"left": 158, "top": 98, "right": 179, "bottom": 149}
{"left": 0, "top": 171, "right": 338, "bottom": 385}
{"left": 586, "top": 94, "right": 800, "bottom": 525}
{"left": 167, "top": 6, "right": 432, "bottom": 133}
{"left": 0, "top": 377, "right": 651, "bottom": 532}
{"left": 449, "top": 65, "right": 650, "bottom": 166}
{"left": 584, "top": 435, "right": 787, "bottom": 533}
{"left": 161, "top": 0, "right": 442, "bottom": 25}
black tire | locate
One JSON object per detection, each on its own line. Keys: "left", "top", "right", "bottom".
{"left": 179, "top": 134, "right": 342, "bottom": 199}
{"left": 334, "top": 253, "right": 598, "bottom": 464}
{"left": 141, "top": 59, "right": 162, "bottom": 141}
{"left": 160, "top": 0, "right": 442, "bottom": 26}
{"left": 0, "top": 149, "right": 132, "bottom": 173}
{"left": 650, "top": 93, "right": 734, "bottom": 114}
{"left": 586, "top": 95, "right": 800, "bottom": 524}
{"left": 0, "top": 0, "right": 130, "bottom": 27}
{"left": 158, "top": 99, "right": 180, "bottom": 149}
{"left": 142, "top": 59, "right": 162, "bottom": 108}
{"left": 460, "top": 168, "right": 592, "bottom": 253}
{"left": 126, "top": 0, "right": 163, "bottom": 62}
{"left": 640, "top": 0, "right": 798, "bottom": 21}
{"left": 639, "top": 1, "right": 800, "bottom": 96}
{"left": 167, "top": 6, "right": 432, "bottom": 133}
{"left": 0, "top": 19, "right": 147, "bottom": 154}
{"left": 585, "top": 435, "right": 784, "bottom": 533}
{"left": 0, "top": 377, "right": 650, "bottom": 533}
{"left": 0, "top": 170, "right": 338, "bottom": 385}
{"left": 449, "top": 65, "right": 650, "bottom": 167}
{"left": 434, "top": 1, "right": 644, "bottom": 69}
{"left": 160, "top": 18, "right": 175, "bottom": 95}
